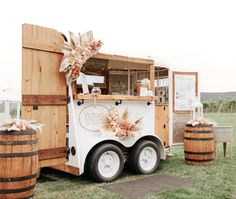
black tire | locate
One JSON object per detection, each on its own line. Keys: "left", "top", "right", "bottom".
{"left": 87, "top": 144, "right": 124, "bottom": 182}
{"left": 127, "top": 140, "right": 160, "bottom": 174}
{"left": 36, "top": 168, "right": 41, "bottom": 178}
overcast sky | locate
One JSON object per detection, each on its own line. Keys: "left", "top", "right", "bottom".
{"left": 0, "top": 0, "right": 236, "bottom": 100}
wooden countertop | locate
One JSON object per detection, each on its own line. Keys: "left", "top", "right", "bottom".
{"left": 73, "top": 94, "right": 157, "bottom": 101}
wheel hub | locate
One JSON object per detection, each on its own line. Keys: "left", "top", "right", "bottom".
{"left": 98, "top": 151, "right": 120, "bottom": 178}
{"left": 139, "top": 147, "right": 157, "bottom": 171}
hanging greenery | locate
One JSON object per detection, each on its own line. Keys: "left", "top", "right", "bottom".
{"left": 59, "top": 31, "right": 103, "bottom": 83}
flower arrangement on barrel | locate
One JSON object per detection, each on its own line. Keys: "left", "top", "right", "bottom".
{"left": 0, "top": 119, "right": 43, "bottom": 132}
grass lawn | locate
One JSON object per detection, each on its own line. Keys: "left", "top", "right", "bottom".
{"left": 34, "top": 113, "right": 236, "bottom": 199}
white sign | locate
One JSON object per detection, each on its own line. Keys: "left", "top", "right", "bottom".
{"left": 174, "top": 74, "right": 197, "bottom": 111}
{"left": 79, "top": 105, "right": 108, "bottom": 132}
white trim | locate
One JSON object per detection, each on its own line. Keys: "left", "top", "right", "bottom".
{"left": 168, "top": 71, "right": 173, "bottom": 146}
{"left": 67, "top": 85, "right": 81, "bottom": 170}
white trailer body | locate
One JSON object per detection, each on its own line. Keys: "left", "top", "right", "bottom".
{"left": 68, "top": 97, "right": 165, "bottom": 174}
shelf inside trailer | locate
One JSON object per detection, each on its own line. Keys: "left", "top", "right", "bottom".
{"left": 73, "top": 94, "right": 157, "bottom": 101}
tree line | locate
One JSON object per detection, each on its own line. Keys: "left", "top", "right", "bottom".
{"left": 203, "top": 100, "right": 236, "bottom": 113}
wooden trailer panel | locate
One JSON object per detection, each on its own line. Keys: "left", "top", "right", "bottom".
{"left": 22, "top": 106, "right": 66, "bottom": 149}
{"left": 155, "top": 104, "right": 169, "bottom": 147}
{"left": 22, "top": 49, "right": 65, "bottom": 95}
{"left": 22, "top": 24, "right": 67, "bottom": 167}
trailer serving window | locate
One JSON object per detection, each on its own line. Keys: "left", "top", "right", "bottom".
{"left": 75, "top": 57, "right": 152, "bottom": 96}
{"left": 155, "top": 67, "right": 169, "bottom": 104}
{"left": 109, "top": 68, "right": 150, "bottom": 95}
{"left": 76, "top": 58, "right": 109, "bottom": 94}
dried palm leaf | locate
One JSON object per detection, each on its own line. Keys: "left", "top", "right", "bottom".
{"left": 60, "top": 30, "right": 103, "bottom": 83}
{"left": 134, "top": 117, "right": 143, "bottom": 125}
{"left": 81, "top": 31, "right": 93, "bottom": 47}
{"left": 122, "top": 108, "right": 129, "bottom": 120}
{"left": 63, "top": 41, "right": 73, "bottom": 50}
{"left": 61, "top": 47, "right": 72, "bottom": 56}
{"left": 69, "top": 31, "right": 76, "bottom": 48}
{"left": 59, "top": 58, "right": 70, "bottom": 72}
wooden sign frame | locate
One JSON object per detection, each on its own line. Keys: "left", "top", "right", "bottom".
{"left": 172, "top": 72, "right": 198, "bottom": 113}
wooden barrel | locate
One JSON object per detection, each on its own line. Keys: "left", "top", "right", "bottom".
{"left": 0, "top": 130, "right": 38, "bottom": 199}
{"left": 184, "top": 125, "right": 214, "bottom": 165}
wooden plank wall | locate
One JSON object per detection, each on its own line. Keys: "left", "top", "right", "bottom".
{"left": 22, "top": 24, "right": 67, "bottom": 167}
{"left": 173, "top": 113, "right": 191, "bottom": 143}
{"left": 155, "top": 104, "right": 169, "bottom": 147}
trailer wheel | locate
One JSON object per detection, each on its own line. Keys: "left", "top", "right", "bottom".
{"left": 128, "top": 140, "right": 160, "bottom": 174}
{"left": 87, "top": 144, "right": 124, "bottom": 182}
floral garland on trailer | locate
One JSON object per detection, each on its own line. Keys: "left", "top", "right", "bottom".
{"left": 102, "top": 107, "right": 143, "bottom": 139}
{"left": 59, "top": 31, "right": 103, "bottom": 84}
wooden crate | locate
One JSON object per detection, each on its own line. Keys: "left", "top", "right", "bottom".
{"left": 22, "top": 24, "right": 67, "bottom": 168}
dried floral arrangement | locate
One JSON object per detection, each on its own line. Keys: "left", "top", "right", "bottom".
{"left": 0, "top": 119, "right": 43, "bottom": 133}
{"left": 186, "top": 117, "right": 217, "bottom": 127}
{"left": 102, "top": 107, "right": 143, "bottom": 139}
{"left": 59, "top": 31, "right": 103, "bottom": 83}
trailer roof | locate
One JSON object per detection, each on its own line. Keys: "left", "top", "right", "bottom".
{"left": 94, "top": 53, "right": 154, "bottom": 65}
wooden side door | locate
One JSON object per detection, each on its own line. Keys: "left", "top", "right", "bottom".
{"left": 22, "top": 24, "right": 67, "bottom": 168}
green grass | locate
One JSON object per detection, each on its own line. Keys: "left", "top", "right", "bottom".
{"left": 34, "top": 113, "right": 236, "bottom": 199}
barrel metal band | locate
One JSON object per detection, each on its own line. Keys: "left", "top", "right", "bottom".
{"left": 184, "top": 151, "right": 214, "bottom": 155}
{"left": 0, "top": 131, "right": 37, "bottom": 135}
{"left": 0, "top": 173, "right": 37, "bottom": 182}
{"left": 0, "top": 185, "right": 35, "bottom": 194}
{"left": 185, "top": 158, "right": 214, "bottom": 162}
{"left": 184, "top": 137, "right": 214, "bottom": 141}
{"left": 184, "top": 130, "right": 212, "bottom": 134}
{"left": 0, "top": 140, "right": 37, "bottom": 145}
{"left": 0, "top": 151, "right": 38, "bottom": 158}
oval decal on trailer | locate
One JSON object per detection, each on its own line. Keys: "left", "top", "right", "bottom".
{"left": 79, "top": 105, "right": 108, "bottom": 132}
